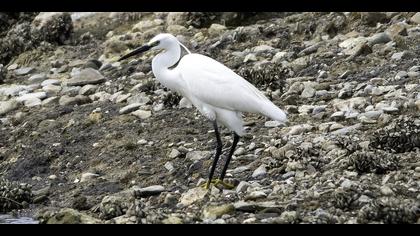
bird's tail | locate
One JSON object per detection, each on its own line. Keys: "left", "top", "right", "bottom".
{"left": 260, "top": 100, "right": 288, "bottom": 124}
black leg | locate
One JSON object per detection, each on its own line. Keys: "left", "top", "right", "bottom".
{"left": 207, "top": 121, "right": 223, "bottom": 187}
{"left": 219, "top": 132, "right": 240, "bottom": 181}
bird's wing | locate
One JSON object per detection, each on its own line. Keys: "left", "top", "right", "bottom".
{"left": 178, "top": 54, "right": 270, "bottom": 114}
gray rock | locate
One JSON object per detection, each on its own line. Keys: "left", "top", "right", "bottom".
{"left": 119, "top": 103, "right": 142, "bottom": 114}
{"left": 361, "top": 110, "right": 383, "bottom": 119}
{"left": 233, "top": 200, "right": 283, "bottom": 212}
{"left": 340, "top": 179, "right": 353, "bottom": 189}
{"left": 127, "top": 93, "right": 150, "bottom": 105}
{"left": 252, "top": 164, "right": 267, "bottom": 179}
{"left": 0, "top": 85, "right": 29, "bottom": 96}
{"left": 131, "top": 109, "right": 151, "bottom": 119}
{"left": 133, "top": 185, "right": 165, "bottom": 198}
{"left": 28, "top": 73, "right": 48, "bottom": 84}
{"left": 179, "top": 187, "right": 208, "bottom": 206}
{"left": 282, "top": 171, "right": 295, "bottom": 179}
{"left": 42, "top": 96, "right": 59, "bottom": 106}
{"left": 264, "top": 120, "right": 283, "bottom": 127}
{"left": 61, "top": 86, "right": 81, "bottom": 96}
{"left": 395, "top": 71, "right": 408, "bottom": 79}
{"left": 236, "top": 181, "right": 250, "bottom": 193}
{"left": 42, "top": 84, "right": 61, "bottom": 95}
{"left": 234, "top": 147, "right": 245, "bottom": 156}
{"left": 288, "top": 124, "right": 314, "bottom": 135}
{"left": 331, "top": 123, "right": 362, "bottom": 135}
{"left": 275, "top": 211, "right": 298, "bottom": 224}
{"left": 80, "top": 173, "right": 99, "bottom": 183}
{"left": 368, "top": 32, "right": 391, "bottom": 46}
{"left": 0, "top": 100, "right": 19, "bottom": 115}
{"left": 59, "top": 95, "right": 91, "bottom": 106}
{"left": 411, "top": 12, "right": 420, "bottom": 24}
{"left": 391, "top": 51, "right": 407, "bottom": 61}
{"left": 79, "top": 84, "right": 98, "bottom": 95}
{"left": 202, "top": 204, "right": 234, "bottom": 220}
{"left": 164, "top": 161, "right": 175, "bottom": 173}
{"left": 168, "top": 149, "right": 181, "bottom": 158}
{"left": 301, "top": 85, "right": 316, "bottom": 98}
{"left": 380, "top": 185, "right": 394, "bottom": 196}
{"left": 208, "top": 23, "right": 227, "bottom": 37}
{"left": 23, "top": 97, "right": 42, "bottom": 107}
{"left": 16, "top": 92, "right": 47, "bottom": 102}
{"left": 67, "top": 68, "right": 106, "bottom": 86}
{"left": 15, "top": 67, "right": 35, "bottom": 76}
{"left": 186, "top": 151, "right": 211, "bottom": 162}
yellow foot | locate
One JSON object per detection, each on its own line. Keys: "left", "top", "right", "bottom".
{"left": 199, "top": 179, "right": 235, "bottom": 190}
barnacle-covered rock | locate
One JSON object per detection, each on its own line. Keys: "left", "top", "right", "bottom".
{"left": 349, "top": 150, "right": 399, "bottom": 174}
{"left": 332, "top": 188, "right": 359, "bottom": 210}
{"left": 0, "top": 178, "right": 33, "bottom": 213}
{"left": 162, "top": 92, "right": 182, "bottom": 108}
{"left": 357, "top": 198, "right": 418, "bottom": 224}
{"left": 370, "top": 116, "right": 420, "bottom": 153}
{"left": 237, "top": 63, "right": 287, "bottom": 92}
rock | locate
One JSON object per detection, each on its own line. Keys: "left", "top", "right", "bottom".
{"left": 386, "top": 23, "right": 408, "bottom": 39}
{"left": 179, "top": 187, "right": 208, "bottom": 206}
{"left": 119, "top": 103, "right": 142, "bottom": 114}
{"left": 368, "top": 32, "right": 391, "bottom": 46}
{"left": 391, "top": 51, "right": 407, "bottom": 61}
{"left": 28, "top": 73, "right": 48, "bottom": 84}
{"left": 329, "top": 123, "right": 344, "bottom": 132}
{"left": 42, "top": 96, "right": 59, "bottom": 106}
{"left": 395, "top": 71, "right": 408, "bottom": 79}
{"left": 42, "top": 84, "right": 61, "bottom": 95}
{"left": 289, "top": 55, "right": 310, "bottom": 72}
{"left": 24, "top": 97, "right": 41, "bottom": 107}
{"left": 66, "top": 68, "right": 106, "bottom": 86}
{"left": 245, "top": 191, "right": 267, "bottom": 200}
{"left": 162, "top": 216, "right": 183, "bottom": 224}
{"left": 236, "top": 181, "right": 250, "bottom": 193}
{"left": 79, "top": 84, "right": 98, "bottom": 95}
{"left": 275, "top": 211, "right": 298, "bottom": 224}
{"left": 15, "top": 67, "right": 35, "bottom": 76}
{"left": 45, "top": 208, "right": 101, "bottom": 224}
{"left": 208, "top": 23, "right": 227, "bottom": 36}
{"left": 16, "top": 92, "right": 47, "bottom": 102}
{"left": 234, "top": 147, "right": 245, "bottom": 156}
{"left": 272, "top": 51, "right": 288, "bottom": 63}
{"left": 132, "top": 19, "right": 164, "bottom": 32}
{"left": 41, "top": 79, "right": 60, "bottom": 87}
{"left": 233, "top": 201, "right": 283, "bottom": 213}
{"left": 59, "top": 95, "right": 91, "bottom": 106}
{"left": 127, "top": 93, "right": 150, "bottom": 105}
{"left": 410, "top": 12, "right": 420, "bottom": 24}
{"left": 252, "top": 164, "right": 267, "bottom": 179}
{"left": 164, "top": 162, "right": 175, "bottom": 173}
{"left": 301, "top": 84, "right": 316, "bottom": 98}
{"left": 186, "top": 151, "right": 211, "bottom": 161}
{"left": 243, "top": 53, "right": 257, "bottom": 63}
{"left": 80, "top": 173, "right": 99, "bottom": 183}
{"left": 288, "top": 124, "right": 314, "bottom": 135}
{"left": 0, "top": 100, "right": 19, "bottom": 115}
{"left": 253, "top": 45, "right": 274, "bottom": 53}
{"left": 264, "top": 120, "right": 283, "bottom": 127}
{"left": 32, "top": 12, "right": 73, "bottom": 44}
{"left": 99, "top": 191, "right": 132, "bottom": 220}
{"left": 202, "top": 204, "right": 234, "bottom": 220}
{"left": 133, "top": 185, "right": 165, "bottom": 198}
{"left": 341, "top": 179, "right": 353, "bottom": 189}
{"left": 131, "top": 110, "right": 152, "bottom": 119}
{"left": 380, "top": 185, "right": 394, "bottom": 196}
{"left": 361, "top": 12, "right": 388, "bottom": 26}
{"left": 331, "top": 123, "right": 362, "bottom": 135}
{"left": 179, "top": 97, "right": 192, "bottom": 108}
{"left": 166, "top": 25, "right": 188, "bottom": 35}
{"left": 168, "top": 148, "right": 181, "bottom": 158}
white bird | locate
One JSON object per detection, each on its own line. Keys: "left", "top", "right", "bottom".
{"left": 119, "top": 33, "right": 287, "bottom": 189}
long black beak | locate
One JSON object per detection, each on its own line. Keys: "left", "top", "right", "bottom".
{"left": 118, "top": 44, "right": 152, "bottom": 61}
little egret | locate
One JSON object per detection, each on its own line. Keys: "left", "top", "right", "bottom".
{"left": 119, "top": 33, "right": 287, "bottom": 189}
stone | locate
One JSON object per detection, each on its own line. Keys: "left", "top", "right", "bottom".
{"left": 41, "top": 79, "right": 60, "bottom": 87}
{"left": 234, "top": 147, "right": 245, "bottom": 156}
{"left": 272, "top": 51, "right": 288, "bottom": 63}
{"left": 28, "top": 73, "right": 48, "bottom": 84}
{"left": 233, "top": 200, "right": 283, "bottom": 213}
{"left": 42, "top": 85, "right": 61, "bottom": 95}
{"left": 243, "top": 54, "right": 257, "bottom": 63}
{"left": 275, "top": 211, "right": 298, "bottom": 224}
{"left": 301, "top": 84, "right": 316, "bottom": 98}
{"left": 340, "top": 179, "right": 353, "bottom": 189}
{"left": 132, "top": 19, "right": 164, "bottom": 32}
{"left": 391, "top": 51, "right": 407, "bottom": 61}
{"left": 245, "top": 191, "right": 267, "bottom": 200}
{"left": 16, "top": 92, "right": 47, "bottom": 102}
{"left": 0, "top": 100, "right": 19, "bottom": 115}
{"left": 288, "top": 124, "right": 314, "bottom": 135}
{"left": 186, "top": 151, "right": 211, "bottom": 161}
{"left": 131, "top": 110, "right": 152, "bottom": 119}
{"left": 116, "top": 93, "right": 131, "bottom": 103}
{"left": 15, "top": 67, "right": 35, "bottom": 76}
{"left": 179, "top": 97, "right": 192, "bottom": 108}
{"left": 253, "top": 45, "right": 274, "bottom": 53}
{"left": 208, "top": 23, "right": 227, "bottom": 36}
{"left": 162, "top": 216, "right": 183, "bottom": 224}
{"left": 380, "top": 185, "right": 394, "bottom": 196}
{"left": 42, "top": 96, "right": 59, "bottom": 106}
{"left": 179, "top": 187, "right": 208, "bottom": 206}
{"left": 127, "top": 93, "right": 150, "bottom": 105}
{"left": 46, "top": 208, "right": 101, "bottom": 224}
{"left": 386, "top": 23, "right": 408, "bottom": 39}
{"left": 133, "top": 185, "right": 165, "bottom": 198}
{"left": 236, "top": 181, "right": 250, "bottom": 193}
{"left": 79, "top": 84, "right": 98, "bottom": 95}
{"left": 252, "top": 165, "right": 267, "bottom": 179}
{"left": 24, "top": 98, "right": 41, "bottom": 107}
{"left": 168, "top": 148, "right": 181, "bottom": 158}
{"left": 368, "top": 32, "right": 391, "bottom": 46}
{"left": 119, "top": 103, "right": 142, "bottom": 114}
{"left": 202, "top": 204, "right": 234, "bottom": 220}
{"left": 264, "top": 120, "right": 283, "bottom": 127}
{"left": 331, "top": 123, "right": 362, "bottom": 135}
{"left": 164, "top": 162, "right": 175, "bottom": 173}
{"left": 410, "top": 12, "right": 420, "bottom": 24}
{"left": 66, "top": 68, "right": 106, "bottom": 86}
{"left": 80, "top": 173, "right": 99, "bottom": 183}
{"left": 59, "top": 95, "right": 91, "bottom": 106}
{"left": 361, "top": 12, "right": 388, "bottom": 26}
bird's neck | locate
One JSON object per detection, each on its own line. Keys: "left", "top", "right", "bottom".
{"left": 152, "top": 43, "right": 182, "bottom": 92}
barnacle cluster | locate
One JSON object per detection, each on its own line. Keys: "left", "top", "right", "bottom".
{"left": 237, "top": 63, "right": 287, "bottom": 92}
{"left": 349, "top": 151, "right": 399, "bottom": 174}
{"left": 162, "top": 92, "right": 182, "bottom": 108}
{"left": 332, "top": 188, "right": 359, "bottom": 210}
{"left": 0, "top": 178, "right": 33, "bottom": 212}
{"left": 357, "top": 198, "right": 418, "bottom": 224}
{"left": 370, "top": 116, "right": 420, "bottom": 153}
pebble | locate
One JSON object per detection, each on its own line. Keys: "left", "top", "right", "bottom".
{"left": 264, "top": 120, "right": 283, "bottom": 127}
{"left": 15, "top": 67, "right": 35, "bottom": 76}
{"left": 131, "top": 109, "right": 152, "bottom": 119}
{"left": 119, "top": 103, "right": 142, "bottom": 114}
{"left": 252, "top": 165, "right": 267, "bottom": 179}
{"left": 133, "top": 185, "right": 165, "bottom": 198}
{"left": 66, "top": 68, "right": 106, "bottom": 86}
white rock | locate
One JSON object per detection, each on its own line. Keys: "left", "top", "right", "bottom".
{"left": 168, "top": 148, "right": 181, "bottom": 158}
{"left": 119, "top": 103, "right": 142, "bottom": 114}
{"left": 131, "top": 109, "right": 152, "bottom": 119}
{"left": 264, "top": 120, "right": 283, "bottom": 127}
{"left": 16, "top": 92, "right": 47, "bottom": 102}
{"left": 80, "top": 173, "right": 99, "bottom": 182}
{"left": 252, "top": 164, "right": 267, "bottom": 179}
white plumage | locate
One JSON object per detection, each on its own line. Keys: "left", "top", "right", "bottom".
{"left": 119, "top": 33, "right": 287, "bottom": 188}
{"left": 147, "top": 33, "right": 287, "bottom": 135}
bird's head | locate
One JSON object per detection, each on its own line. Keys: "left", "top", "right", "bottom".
{"left": 118, "top": 33, "right": 178, "bottom": 61}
